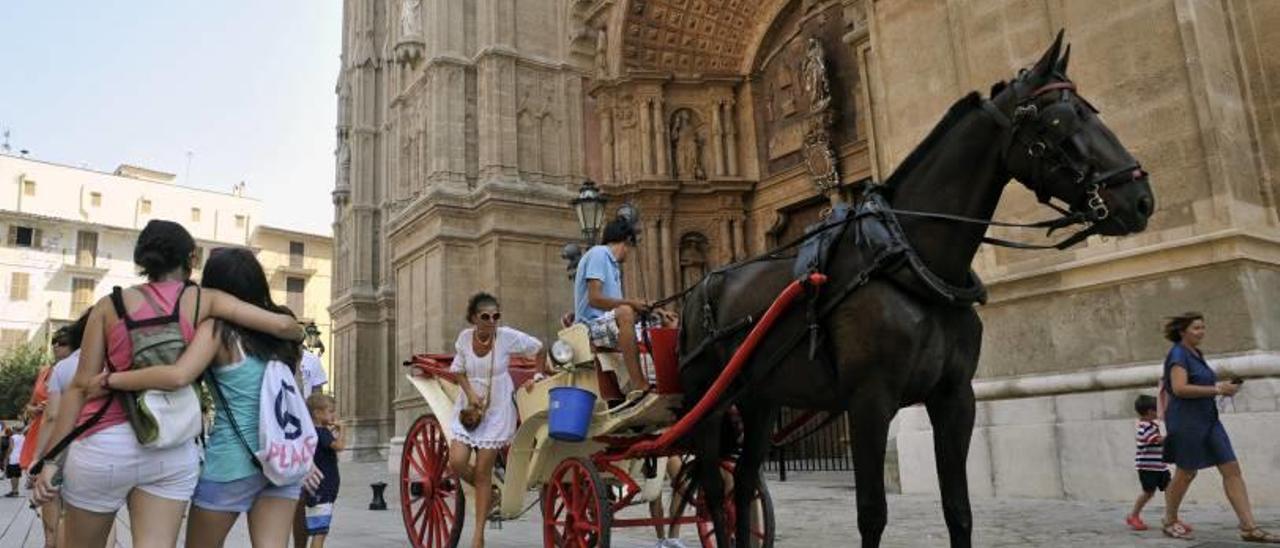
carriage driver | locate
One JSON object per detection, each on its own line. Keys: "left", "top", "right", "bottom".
{"left": 573, "top": 216, "right": 677, "bottom": 409}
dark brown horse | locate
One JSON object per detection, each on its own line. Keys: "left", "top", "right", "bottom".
{"left": 677, "top": 33, "right": 1155, "bottom": 548}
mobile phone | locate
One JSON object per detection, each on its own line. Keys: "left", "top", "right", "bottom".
{"left": 1230, "top": 377, "right": 1244, "bottom": 385}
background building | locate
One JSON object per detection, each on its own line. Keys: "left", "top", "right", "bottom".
{"left": 1, "top": 155, "right": 334, "bottom": 385}
{"left": 333, "top": 0, "right": 1280, "bottom": 505}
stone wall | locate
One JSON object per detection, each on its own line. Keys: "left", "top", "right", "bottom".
{"left": 897, "top": 375, "right": 1280, "bottom": 505}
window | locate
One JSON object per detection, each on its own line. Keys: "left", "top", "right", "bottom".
{"left": 7, "top": 225, "right": 42, "bottom": 248}
{"left": 191, "top": 208, "right": 201, "bottom": 222}
{"left": 90, "top": 192, "right": 102, "bottom": 207}
{"left": 71, "top": 278, "right": 96, "bottom": 317}
{"left": 289, "top": 241, "right": 305, "bottom": 268}
{"left": 23, "top": 180, "right": 36, "bottom": 196}
{"left": 9, "top": 272, "right": 29, "bottom": 301}
{"left": 286, "top": 277, "right": 305, "bottom": 316}
{"left": 235, "top": 215, "right": 246, "bottom": 229}
{"left": 76, "top": 231, "right": 98, "bottom": 267}
{"left": 192, "top": 246, "right": 205, "bottom": 270}
{"left": 140, "top": 199, "right": 152, "bottom": 214}
{"left": 0, "top": 329, "right": 27, "bottom": 352}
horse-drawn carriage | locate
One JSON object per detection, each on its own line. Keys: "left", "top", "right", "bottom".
{"left": 396, "top": 32, "right": 1157, "bottom": 548}
{"left": 397, "top": 305, "right": 808, "bottom": 548}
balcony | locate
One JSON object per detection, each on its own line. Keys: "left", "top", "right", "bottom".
{"left": 59, "top": 254, "right": 109, "bottom": 278}
{"left": 274, "top": 263, "right": 317, "bottom": 279}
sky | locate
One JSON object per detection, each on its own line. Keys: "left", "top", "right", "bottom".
{"left": 0, "top": 1, "right": 343, "bottom": 235}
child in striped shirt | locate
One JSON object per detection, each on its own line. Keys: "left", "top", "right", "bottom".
{"left": 1127, "top": 394, "right": 1170, "bottom": 531}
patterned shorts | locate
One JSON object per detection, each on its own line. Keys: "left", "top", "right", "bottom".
{"left": 586, "top": 310, "right": 621, "bottom": 349}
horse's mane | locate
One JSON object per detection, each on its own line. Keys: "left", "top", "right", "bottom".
{"left": 880, "top": 92, "right": 984, "bottom": 194}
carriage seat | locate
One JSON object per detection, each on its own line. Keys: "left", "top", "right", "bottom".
{"left": 793, "top": 201, "right": 854, "bottom": 279}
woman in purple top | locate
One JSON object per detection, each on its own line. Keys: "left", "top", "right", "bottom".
{"left": 1159, "top": 312, "right": 1277, "bottom": 543}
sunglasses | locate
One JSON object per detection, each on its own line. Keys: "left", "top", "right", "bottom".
{"left": 477, "top": 312, "right": 502, "bottom": 322}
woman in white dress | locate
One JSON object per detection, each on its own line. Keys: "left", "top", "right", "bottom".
{"left": 447, "top": 292, "right": 546, "bottom": 548}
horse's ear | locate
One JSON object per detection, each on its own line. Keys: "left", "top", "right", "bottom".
{"left": 1055, "top": 44, "right": 1071, "bottom": 76}
{"left": 990, "top": 81, "right": 1008, "bottom": 98}
{"left": 1030, "top": 29, "right": 1065, "bottom": 82}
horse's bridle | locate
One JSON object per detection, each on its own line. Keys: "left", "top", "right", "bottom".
{"left": 987, "top": 77, "right": 1147, "bottom": 225}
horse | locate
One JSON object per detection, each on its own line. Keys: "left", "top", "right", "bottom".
{"left": 676, "top": 32, "right": 1155, "bottom": 548}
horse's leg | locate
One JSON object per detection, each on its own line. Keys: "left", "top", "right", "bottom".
{"left": 849, "top": 391, "right": 897, "bottom": 548}
{"left": 693, "top": 413, "right": 731, "bottom": 548}
{"left": 733, "top": 403, "right": 777, "bottom": 548}
{"left": 925, "top": 381, "right": 976, "bottom": 548}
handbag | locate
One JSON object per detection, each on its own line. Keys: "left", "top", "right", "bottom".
{"left": 459, "top": 336, "right": 495, "bottom": 431}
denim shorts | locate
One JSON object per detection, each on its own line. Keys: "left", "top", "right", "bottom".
{"left": 192, "top": 473, "right": 302, "bottom": 513}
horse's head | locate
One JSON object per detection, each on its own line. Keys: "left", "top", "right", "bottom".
{"left": 990, "top": 31, "right": 1154, "bottom": 236}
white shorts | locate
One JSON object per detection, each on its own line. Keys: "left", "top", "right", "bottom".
{"left": 61, "top": 423, "right": 200, "bottom": 513}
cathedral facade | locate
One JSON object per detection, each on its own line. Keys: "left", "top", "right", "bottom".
{"left": 332, "top": 0, "right": 1280, "bottom": 503}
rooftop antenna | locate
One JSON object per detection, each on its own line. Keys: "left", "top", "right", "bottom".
{"left": 184, "top": 151, "right": 194, "bottom": 182}
{"left": 1, "top": 129, "right": 10, "bottom": 153}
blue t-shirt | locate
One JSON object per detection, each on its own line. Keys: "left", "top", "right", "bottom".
{"left": 574, "top": 245, "right": 622, "bottom": 323}
{"left": 309, "top": 427, "right": 340, "bottom": 505}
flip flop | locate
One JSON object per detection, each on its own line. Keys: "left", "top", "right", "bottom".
{"left": 1162, "top": 520, "right": 1194, "bottom": 540}
{"left": 1241, "top": 527, "right": 1280, "bottom": 544}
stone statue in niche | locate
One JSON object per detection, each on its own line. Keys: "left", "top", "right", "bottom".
{"left": 670, "top": 109, "right": 705, "bottom": 180}
{"left": 595, "top": 25, "right": 609, "bottom": 77}
{"left": 400, "top": 0, "right": 422, "bottom": 37}
{"left": 679, "top": 232, "right": 710, "bottom": 290}
{"left": 335, "top": 129, "right": 351, "bottom": 191}
{"left": 801, "top": 38, "right": 831, "bottom": 113}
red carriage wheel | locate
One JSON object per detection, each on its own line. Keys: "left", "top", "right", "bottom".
{"left": 541, "top": 457, "right": 612, "bottom": 548}
{"left": 401, "top": 414, "right": 466, "bottom": 548}
{"left": 671, "top": 460, "right": 776, "bottom": 548}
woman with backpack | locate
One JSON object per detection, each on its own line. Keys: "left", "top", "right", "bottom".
{"left": 32, "top": 220, "right": 304, "bottom": 548}
{"left": 86, "top": 246, "right": 315, "bottom": 547}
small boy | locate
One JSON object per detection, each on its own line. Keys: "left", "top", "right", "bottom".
{"left": 1127, "top": 394, "right": 1169, "bottom": 531}
{"left": 298, "top": 394, "right": 344, "bottom": 548}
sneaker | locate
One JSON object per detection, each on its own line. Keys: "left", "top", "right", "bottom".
{"left": 662, "top": 539, "right": 690, "bottom": 548}
{"left": 1126, "top": 514, "right": 1148, "bottom": 531}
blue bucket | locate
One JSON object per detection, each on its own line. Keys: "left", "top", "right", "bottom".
{"left": 548, "top": 387, "right": 597, "bottom": 442}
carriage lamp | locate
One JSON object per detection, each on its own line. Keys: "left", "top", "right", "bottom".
{"left": 571, "top": 180, "right": 607, "bottom": 245}
{"left": 304, "top": 322, "right": 321, "bottom": 348}
{"left": 550, "top": 339, "right": 576, "bottom": 369}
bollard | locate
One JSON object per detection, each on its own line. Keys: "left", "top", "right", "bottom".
{"left": 369, "top": 481, "right": 388, "bottom": 510}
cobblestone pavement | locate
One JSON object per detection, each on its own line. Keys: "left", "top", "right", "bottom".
{"left": 0, "top": 462, "right": 1273, "bottom": 547}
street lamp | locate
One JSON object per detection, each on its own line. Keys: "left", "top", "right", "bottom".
{"left": 571, "top": 180, "right": 607, "bottom": 245}
{"left": 304, "top": 322, "right": 325, "bottom": 355}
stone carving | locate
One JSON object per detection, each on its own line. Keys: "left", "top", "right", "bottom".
{"left": 621, "top": 0, "right": 760, "bottom": 73}
{"left": 679, "top": 232, "right": 710, "bottom": 290}
{"left": 394, "top": 0, "right": 425, "bottom": 65}
{"left": 400, "top": 0, "right": 422, "bottom": 37}
{"left": 799, "top": 38, "right": 840, "bottom": 194}
{"left": 336, "top": 129, "right": 351, "bottom": 192}
{"left": 801, "top": 38, "right": 832, "bottom": 113}
{"left": 595, "top": 25, "right": 609, "bottom": 77}
{"left": 671, "top": 109, "right": 705, "bottom": 180}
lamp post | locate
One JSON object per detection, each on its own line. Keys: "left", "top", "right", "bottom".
{"left": 565, "top": 180, "right": 608, "bottom": 279}
{"left": 304, "top": 322, "right": 325, "bottom": 355}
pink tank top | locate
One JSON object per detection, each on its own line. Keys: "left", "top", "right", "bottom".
{"left": 77, "top": 280, "right": 197, "bottom": 437}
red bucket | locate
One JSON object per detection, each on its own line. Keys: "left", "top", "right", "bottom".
{"left": 644, "top": 327, "right": 681, "bottom": 394}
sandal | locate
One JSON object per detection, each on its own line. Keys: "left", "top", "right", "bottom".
{"left": 1162, "top": 520, "right": 1194, "bottom": 540}
{"left": 1241, "top": 527, "right": 1280, "bottom": 544}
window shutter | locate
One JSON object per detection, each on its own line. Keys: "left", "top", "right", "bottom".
{"left": 5, "top": 226, "right": 15, "bottom": 246}
{"left": 33, "top": 228, "right": 43, "bottom": 248}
